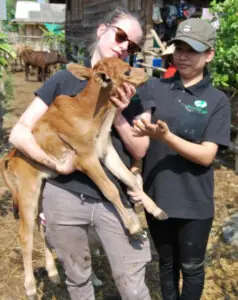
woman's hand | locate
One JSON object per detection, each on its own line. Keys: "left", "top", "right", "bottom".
{"left": 127, "top": 172, "right": 143, "bottom": 204}
{"left": 133, "top": 118, "right": 170, "bottom": 141}
{"left": 55, "top": 152, "right": 76, "bottom": 175}
{"left": 127, "top": 189, "right": 144, "bottom": 204}
{"left": 110, "top": 83, "right": 136, "bottom": 113}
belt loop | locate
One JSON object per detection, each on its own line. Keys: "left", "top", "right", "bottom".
{"left": 80, "top": 193, "right": 85, "bottom": 202}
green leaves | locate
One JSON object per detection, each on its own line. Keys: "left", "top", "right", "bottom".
{"left": 0, "top": 33, "right": 16, "bottom": 59}
{"left": 40, "top": 26, "right": 66, "bottom": 51}
{"left": 210, "top": 0, "right": 238, "bottom": 92}
{"left": 0, "top": 43, "right": 16, "bottom": 59}
{"left": 0, "top": 33, "right": 16, "bottom": 87}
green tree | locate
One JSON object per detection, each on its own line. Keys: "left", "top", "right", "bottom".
{"left": 40, "top": 26, "right": 66, "bottom": 52}
{"left": 210, "top": 0, "right": 238, "bottom": 93}
{"left": 3, "top": 0, "right": 37, "bottom": 32}
{"left": 0, "top": 32, "right": 16, "bottom": 94}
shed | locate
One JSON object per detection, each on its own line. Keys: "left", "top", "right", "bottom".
{"left": 11, "top": 1, "right": 66, "bottom": 50}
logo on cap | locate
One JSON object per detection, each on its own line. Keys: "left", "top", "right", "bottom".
{"left": 183, "top": 24, "right": 192, "bottom": 33}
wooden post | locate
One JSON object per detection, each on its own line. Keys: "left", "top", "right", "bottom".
{"left": 143, "top": 0, "right": 153, "bottom": 76}
{"left": 151, "top": 29, "right": 166, "bottom": 52}
{"left": 235, "top": 131, "right": 238, "bottom": 174}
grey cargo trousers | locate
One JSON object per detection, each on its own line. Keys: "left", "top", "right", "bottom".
{"left": 43, "top": 183, "right": 151, "bottom": 300}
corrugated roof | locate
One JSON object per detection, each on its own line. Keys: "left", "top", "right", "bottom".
{"left": 13, "top": 1, "right": 66, "bottom": 24}
{"left": 0, "top": 0, "right": 7, "bottom": 21}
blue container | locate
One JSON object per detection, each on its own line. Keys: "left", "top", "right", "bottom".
{"left": 152, "top": 57, "right": 162, "bottom": 67}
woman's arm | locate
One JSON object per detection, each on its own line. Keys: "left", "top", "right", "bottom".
{"left": 9, "top": 96, "right": 58, "bottom": 169}
{"left": 111, "top": 83, "right": 151, "bottom": 160}
{"left": 9, "top": 96, "right": 73, "bottom": 173}
{"left": 114, "top": 110, "right": 151, "bottom": 160}
{"left": 133, "top": 119, "right": 218, "bottom": 167}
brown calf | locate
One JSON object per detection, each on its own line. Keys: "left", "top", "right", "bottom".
{"left": 1, "top": 57, "right": 167, "bottom": 299}
{"left": 21, "top": 49, "right": 67, "bottom": 81}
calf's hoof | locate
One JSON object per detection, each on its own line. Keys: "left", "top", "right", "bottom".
{"left": 49, "top": 274, "right": 60, "bottom": 285}
{"left": 128, "top": 222, "right": 143, "bottom": 236}
{"left": 132, "top": 229, "right": 148, "bottom": 241}
{"left": 128, "top": 223, "right": 148, "bottom": 241}
{"left": 92, "top": 271, "right": 104, "bottom": 287}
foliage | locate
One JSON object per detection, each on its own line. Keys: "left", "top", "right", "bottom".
{"left": 40, "top": 26, "right": 66, "bottom": 52}
{"left": 3, "top": 0, "right": 36, "bottom": 32}
{"left": 2, "top": 73, "right": 14, "bottom": 108}
{"left": 0, "top": 33, "right": 16, "bottom": 94}
{"left": 3, "top": 0, "right": 19, "bottom": 32}
{"left": 210, "top": 0, "right": 238, "bottom": 92}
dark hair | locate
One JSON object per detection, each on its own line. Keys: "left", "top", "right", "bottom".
{"left": 89, "top": 7, "right": 141, "bottom": 55}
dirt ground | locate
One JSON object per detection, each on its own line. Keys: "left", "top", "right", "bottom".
{"left": 0, "top": 71, "right": 237, "bottom": 300}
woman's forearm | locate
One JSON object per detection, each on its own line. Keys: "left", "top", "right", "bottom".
{"left": 114, "top": 112, "right": 150, "bottom": 160}
{"left": 164, "top": 132, "right": 218, "bottom": 167}
{"left": 9, "top": 124, "right": 57, "bottom": 170}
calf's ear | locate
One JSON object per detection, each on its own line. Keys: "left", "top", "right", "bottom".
{"left": 67, "top": 63, "right": 91, "bottom": 80}
{"left": 94, "top": 71, "right": 112, "bottom": 88}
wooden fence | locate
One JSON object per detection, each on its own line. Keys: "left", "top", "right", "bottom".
{"left": 6, "top": 32, "right": 61, "bottom": 51}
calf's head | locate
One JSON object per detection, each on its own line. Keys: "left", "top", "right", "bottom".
{"left": 67, "top": 57, "right": 148, "bottom": 92}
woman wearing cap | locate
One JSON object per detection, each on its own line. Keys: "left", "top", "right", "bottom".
{"left": 132, "top": 18, "right": 230, "bottom": 300}
{"left": 9, "top": 7, "right": 153, "bottom": 300}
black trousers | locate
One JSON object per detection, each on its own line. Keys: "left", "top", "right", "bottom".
{"left": 148, "top": 217, "right": 213, "bottom": 300}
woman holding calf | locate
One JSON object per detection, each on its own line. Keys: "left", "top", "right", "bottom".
{"left": 9, "top": 7, "right": 152, "bottom": 300}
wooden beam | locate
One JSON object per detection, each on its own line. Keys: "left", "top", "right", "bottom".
{"left": 139, "top": 62, "right": 167, "bottom": 73}
{"left": 235, "top": 134, "right": 238, "bottom": 174}
{"left": 151, "top": 29, "right": 166, "bottom": 52}
{"left": 142, "top": 0, "right": 153, "bottom": 76}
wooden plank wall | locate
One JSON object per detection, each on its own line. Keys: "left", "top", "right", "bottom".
{"left": 65, "top": 0, "right": 147, "bottom": 53}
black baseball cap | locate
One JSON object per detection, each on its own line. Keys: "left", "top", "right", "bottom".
{"left": 168, "top": 18, "right": 216, "bottom": 52}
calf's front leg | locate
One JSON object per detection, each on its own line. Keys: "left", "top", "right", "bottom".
{"left": 74, "top": 154, "right": 143, "bottom": 236}
{"left": 102, "top": 139, "right": 168, "bottom": 220}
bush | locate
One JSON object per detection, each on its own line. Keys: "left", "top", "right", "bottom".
{"left": 210, "top": 0, "right": 238, "bottom": 92}
{"left": 0, "top": 33, "right": 16, "bottom": 95}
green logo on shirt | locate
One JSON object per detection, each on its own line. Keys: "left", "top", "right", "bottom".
{"left": 194, "top": 100, "right": 207, "bottom": 109}
{"left": 186, "top": 100, "right": 208, "bottom": 114}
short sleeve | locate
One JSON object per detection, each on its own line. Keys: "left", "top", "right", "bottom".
{"left": 34, "top": 70, "right": 69, "bottom": 106}
{"left": 203, "top": 95, "right": 231, "bottom": 148}
{"left": 137, "top": 77, "right": 158, "bottom": 111}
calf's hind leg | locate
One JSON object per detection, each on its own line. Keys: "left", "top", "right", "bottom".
{"left": 18, "top": 182, "right": 58, "bottom": 299}
{"left": 18, "top": 188, "right": 39, "bottom": 300}
{"left": 39, "top": 223, "right": 60, "bottom": 284}
{"left": 75, "top": 154, "right": 142, "bottom": 236}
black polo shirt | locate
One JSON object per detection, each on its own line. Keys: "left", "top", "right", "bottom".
{"left": 137, "top": 71, "right": 230, "bottom": 219}
{"left": 35, "top": 63, "right": 147, "bottom": 202}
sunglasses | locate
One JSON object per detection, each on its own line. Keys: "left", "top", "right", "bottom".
{"left": 109, "top": 25, "right": 141, "bottom": 54}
